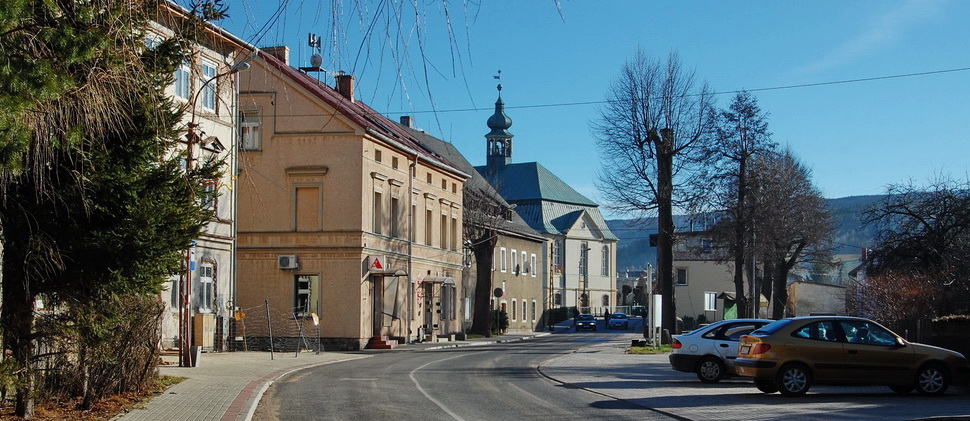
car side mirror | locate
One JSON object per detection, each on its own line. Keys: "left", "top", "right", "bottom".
{"left": 893, "top": 337, "right": 907, "bottom": 348}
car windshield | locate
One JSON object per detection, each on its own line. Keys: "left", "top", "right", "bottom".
{"left": 612, "top": 313, "right": 627, "bottom": 319}
{"left": 578, "top": 314, "right": 594, "bottom": 320}
{"left": 750, "top": 319, "right": 793, "bottom": 336}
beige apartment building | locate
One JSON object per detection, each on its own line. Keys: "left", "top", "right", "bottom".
{"left": 234, "top": 47, "right": 466, "bottom": 350}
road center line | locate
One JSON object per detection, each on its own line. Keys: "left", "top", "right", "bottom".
{"left": 409, "top": 353, "right": 471, "bottom": 421}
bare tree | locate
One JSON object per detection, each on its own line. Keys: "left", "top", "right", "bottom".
{"left": 705, "top": 91, "right": 775, "bottom": 318}
{"left": 593, "top": 50, "right": 715, "bottom": 339}
{"left": 864, "top": 176, "right": 970, "bottom": 315}
{"left": 748, "top": 148, "right": 834, "bottom": 318}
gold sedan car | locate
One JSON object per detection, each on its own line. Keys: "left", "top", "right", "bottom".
{"left": 735, "top": 316, "right": 970, "bottom": 396}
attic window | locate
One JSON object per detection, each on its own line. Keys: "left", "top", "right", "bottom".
{"left": 392, "top": 156, "right": 399, "bottom": 169}
{"left": 375, "top": 149, "right": 382, "bottom": 162}
{"left": 426, "top": 173, "right": 432, "bottom": 184}
{"left": 452, "top": 182, "right": 457, "bottom": 193}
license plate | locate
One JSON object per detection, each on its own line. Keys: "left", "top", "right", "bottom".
{"left": 740, "top": 345, "right": 751, "bottom": 355}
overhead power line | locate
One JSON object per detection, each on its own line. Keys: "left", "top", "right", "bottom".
{"left": 382, "top": 66, "right": 970, "bottom": 116}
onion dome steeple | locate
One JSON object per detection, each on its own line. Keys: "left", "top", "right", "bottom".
{"left": 486, "top": 78, "right": 514, "bottom": 176}
{"left": 487, "top": 84, "right": 513, "bottom": 137}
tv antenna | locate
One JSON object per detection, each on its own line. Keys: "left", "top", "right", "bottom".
{"left": 300, "top": 33, "right": 326, "bottom": 76}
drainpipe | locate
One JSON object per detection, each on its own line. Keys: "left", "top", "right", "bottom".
{"left": 407, "top": 154, "right": 416, "bottom": 343}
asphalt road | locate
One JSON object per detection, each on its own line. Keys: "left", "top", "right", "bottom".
{"left": 252, "top": 335, "right": 674, "bottom": 421}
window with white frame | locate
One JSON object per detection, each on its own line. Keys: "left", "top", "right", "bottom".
{"left": 579, "top": 242, "right": 589, "bottom": 276}
{"left": 531, "top": 300, "right": 537, "bottom": 321}
{"left": 530, "top": 253, "right": 537, "bottom": 277}
{"left": 704, "top": 292, "right": 717, "bottom": 312}
{"left": 239, "top": 109, "right": 261, "bottom": 150}
{"left": 174, "top": 60, "right": 190, "bottom": 100}
{"left": 169, "top": 275, "right": 180, "bottom": 310}
{"left": 521, "top": 251, "right": 527, "bottom": 274}
{"left": 199, "top": 263, "right": 215, "bottom": 312}
{"left": 202, "top": 179, "right": 218, "bottom": 211}
{"left": 500, "top": 247, "right": 507, "bottom": 272}
{"left": 511, "top": 299, "right": 517, "bottom": 321}
{"left": 522, "top": 301, "right": 527, "bottom": 324}
{"left": 200, "top": 61, "right": 217, "bottom": 111}
{"left": 511, "top": 249, "right": 518, "bottom": 275}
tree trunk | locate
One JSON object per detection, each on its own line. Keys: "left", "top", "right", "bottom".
{"left": 772, "top": 241, "right": 806, "bottom": 319}
{"left": 469, "top": 231, "right": 497, "bottom": 336}
{"left": 657, "top": 129, "right": 676, "bottom": 340}
{"left": 2, "top": 275, "right": 36, "bottom": 418}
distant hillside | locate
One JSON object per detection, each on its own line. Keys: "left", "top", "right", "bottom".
{"left": 607, "top": 195, "right": 885, "bottom": 270}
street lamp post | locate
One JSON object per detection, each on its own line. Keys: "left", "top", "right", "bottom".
{"left": 179, "top": 60, "right": 250, "bottom": 368}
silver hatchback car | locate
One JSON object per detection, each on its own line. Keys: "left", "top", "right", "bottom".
{"left": 669, "top": 318, "right": 772, "bottom": 382}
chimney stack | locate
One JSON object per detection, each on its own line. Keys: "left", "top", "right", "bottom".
{"left": 336, "top": 72, "right": 355, "bottom": 102}
{"left": 261, "top": 46, "right": 290, "bottom": 65}
{"left": 400, "top": 116, "right": 414, "bottom": 128}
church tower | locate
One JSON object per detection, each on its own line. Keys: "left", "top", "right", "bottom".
{"left": 485, "top": 83, "right": 513, "bottom": 177}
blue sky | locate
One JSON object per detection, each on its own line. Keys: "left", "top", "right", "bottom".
{"left": 216, "top": 0, "right": 970, "bottom": 219}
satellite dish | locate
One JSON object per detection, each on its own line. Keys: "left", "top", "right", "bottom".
{"left": 310, "top": 53, "right": 323, "bottom": 69}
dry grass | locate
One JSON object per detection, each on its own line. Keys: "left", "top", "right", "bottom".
{"left": 0, "top": 376, "right": 184, "bottom": 421}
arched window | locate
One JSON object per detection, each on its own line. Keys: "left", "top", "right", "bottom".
{"left": 601, "top": 245, "right": 610, "bottom": 276}
{"left": 601, "top": 294, "right": 610, "bottom": 307}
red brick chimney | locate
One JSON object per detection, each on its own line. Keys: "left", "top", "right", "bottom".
{"left": 336, "top": 72, "right": 355, "bottom": 103}
{"left": 261, "top": 46, "right": 289, "bottom": 65}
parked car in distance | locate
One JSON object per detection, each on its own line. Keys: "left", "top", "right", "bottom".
{"left": 575, "top": 314, "right": 596, "bottom": 331}
{"left": 607, "top": 313, "right": 629, "bottom": 329}
{"left": 736, "top": 316, "right": 970, "bottom": 396}
{"left": 669, "top": 318, "right": 772, "bottom": 383}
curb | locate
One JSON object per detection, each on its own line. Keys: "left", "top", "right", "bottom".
{"left": 422, "top": 332, "right": 553, "bottom": 350}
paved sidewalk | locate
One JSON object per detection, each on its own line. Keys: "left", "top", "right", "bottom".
{"left": 115, "top": 351, "right": 368, "bottom": 421}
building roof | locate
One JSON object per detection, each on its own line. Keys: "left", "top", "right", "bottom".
{"left": 475, "top": 162, "right": 598, "bottom": 207}
{"left": 512, "top": 201, "right": 619, "bottom": 240}
{"left": 399, "top": 123, "right": 544, "bottom": 242}
{"left": 255, "top": 50, "right": 467, "bottom": 180}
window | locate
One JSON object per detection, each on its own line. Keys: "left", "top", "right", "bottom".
{"left": 440, "top": 214, "right": 447, "bottom": 248}
{"left": 500, "top": 247, "right": 508, "bottom": 272}
{"left": 426, "top": 173, "right": 432, "bottom": 184}
{"left": 375, "top": 149, "right": 382, "bottom": 162}
{"left": 601, "top": 245, "right": 610, "bottom": 276}
{"left": 450, "top": 217, "right": 458, "bottom": 250}
{"left": 511, "top": 299, "right": 517, "bottom": 321}
{"left": 202, "top": 179, "right": 218, "bottom": 211}
{"left": 294, "top": 275, "right": 320, "bottom": 317}
{"left": 511, "top": 249, "right": 518, "bottom": 275}
{"left": 200, "top": 61, "right": 217, "bottom": 111}
{"left": 175, "top": 60, "right": 190, "bottom": 100}
{"left": 793, "top": 321, "right": 840, "bottom": 342}
{"left": 838, "top": 320, "right": 897, "bottom": 346}
{"left": 391, "top": 156, "right": 398, "bottom": 169}
{"left": 601, "top": 294, "right": 609, "bottom": 307}
{"left": 521, "top": 251, "right": 527, "bottom": 274}
{"left": 552, "top": 240, "right": 562, "bottom": 273}
{"left": 441, "top": 179, "right": 447, "bottom": 190}
{"left": 704, "top": 292, "right": 717, "bottom": 311}
{"left": 169, "top": 275, "right": 180, "bottom": 310}
{"left": 199, "top": 263, "right": 215, "bottom": 312}
{"left": 239, "top": 109, "right": 261, "bottom": 150}
{"left": 531, "top": 300, "right": 537, "bottom": 321}
{"left": 579, "top": 242, "right": 589, "bottom": 276}
{"left": 676, "top": 268, "right": 688, "bottom": 286}
{"left": 373, "top": 192, "right": 383, "bottom": 234}
{"left": 390, "top": 197, "right": 400, "bottom": 237}
{"left": 522, "top": 301, "right": 527, "bottom": 324}
{"left": 530, "top": 254, "right": 537, "bottom": 277}
{"left": 425, "top": 209, "right": 433, "bottom": 245}
{"left": 452, "top": 182, "right": 457, "bottom": 193}
{"left": 554, "top": 293, "right": 562, "bottom": 306}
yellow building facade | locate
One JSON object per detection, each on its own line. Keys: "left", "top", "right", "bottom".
{"left": 235, "top": 47, "right": 466, "bottom": 350}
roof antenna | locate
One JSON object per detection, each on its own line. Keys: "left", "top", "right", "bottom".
{"left": 300, "top": 33, "right": 327, "bottom": 83}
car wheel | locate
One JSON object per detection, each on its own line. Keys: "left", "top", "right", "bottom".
{"left": 915, "top": 364, "right": 949, "bottom": 396}
{"left": 755, "top": 378, "right": 778, "bottom": 393}
{"left": 775, "top": 363, "right": 812, "bottom": 396}
{"left": 696, "top": 357, "right": 725, "bottom": 383}
{"left": 889, "top": 385, "right": 913, "bottom": 394}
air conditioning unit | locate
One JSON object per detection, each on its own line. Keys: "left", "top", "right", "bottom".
{"left": 278, "top": 255, "right": 299, "bottom": 270}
